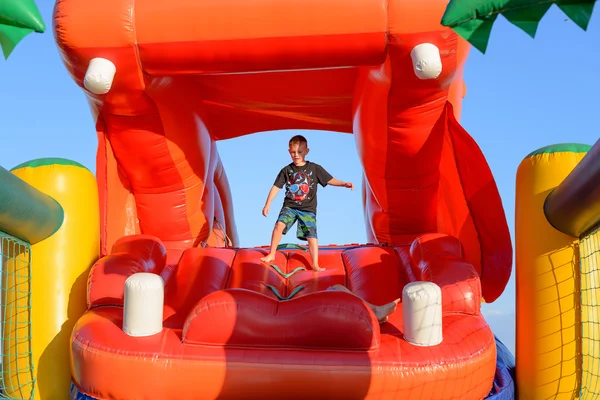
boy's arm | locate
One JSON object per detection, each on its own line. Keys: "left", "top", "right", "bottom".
{"left": 327, "top": 178, "right": 354, "bottom": 190}
{"left": 264, "top": 168, "right": 286, "bottom": 216}
{"left": 316, "top": 164, "right": 353, "bottom": 190}
{"left": 262, "top": 185, "right": 281, "bottom": 216}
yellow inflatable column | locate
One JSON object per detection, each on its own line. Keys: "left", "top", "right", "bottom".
{"left": 516, "top": 143, "right": 590, "bottom": 399}
{"left": 9, "top": 158, "right": 99, "bottom": 400}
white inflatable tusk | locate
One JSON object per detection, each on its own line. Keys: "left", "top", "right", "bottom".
{"left": 83, "top": 57, "right": 116, "bottom": 95}
{"left": 402, "top": 281, "right": 443, "bottom": 346}
{"left": 410, "top": 43, "right": 442, "bottom": 80}
{"left": 122, "top": 273, "right": 164, "bottom": 337}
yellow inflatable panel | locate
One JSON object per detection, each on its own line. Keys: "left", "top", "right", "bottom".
{"left": 4, "top": 158, "right": 99, "bottom": 400}
{"left": 516, "top": 144, "right": 590, "bottom": 399}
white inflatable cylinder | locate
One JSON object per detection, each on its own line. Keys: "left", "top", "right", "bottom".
{"left": 83, "top": 57, "right": 116, "bottom": 95}
{"left": 410, "top": 43, "right": 442, "bottom": 80}
{"left": 402, "top": 281, "right": 443, "bottom": 346}
{"left": 122, "top": 273, "right": 164, "bottom": 337}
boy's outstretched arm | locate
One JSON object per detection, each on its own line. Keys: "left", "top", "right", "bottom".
{"left": 262, "top": 185, "right": 281, "bottom": 216}
{"left": 327, "top": 178, "right": 354, "bottom": 190}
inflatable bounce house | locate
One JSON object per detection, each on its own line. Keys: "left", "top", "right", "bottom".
{"left": 0, "top": 0, "right": 598, "bottom": 399}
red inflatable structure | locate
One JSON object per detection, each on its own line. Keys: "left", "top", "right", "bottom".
{"left": 76, "top": 234, "right": 494, "bottom": 399}
{"left": 53, "top": 0, "right": 513, "bottom": 398}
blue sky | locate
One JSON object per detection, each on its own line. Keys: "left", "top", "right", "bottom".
{"left": 1, "top": 3, "right": 599, "bottom": 355}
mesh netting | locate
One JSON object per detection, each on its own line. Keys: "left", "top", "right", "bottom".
{"left": 580, "top": 226, "right": 600, "bottom": 398}
{"left": 0, "top": 231, "right": 34, "bottom": 400}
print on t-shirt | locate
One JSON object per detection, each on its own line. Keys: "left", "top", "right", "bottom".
{"left": 273, "top": 161, "right": 333, "bottom": 214}
{"left": 286, "top": 169, "right": 313, "bottom": 203}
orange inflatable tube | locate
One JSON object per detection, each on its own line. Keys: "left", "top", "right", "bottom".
{"left": 52, "top": 0, "right": 513, "bottom": 398}
{"left": 73, "top": 234, "right": 494, "bottom": 399}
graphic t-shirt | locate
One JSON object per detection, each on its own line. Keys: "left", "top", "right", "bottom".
{"left": 273, "top": 161, "right": 333, "bottom": 214}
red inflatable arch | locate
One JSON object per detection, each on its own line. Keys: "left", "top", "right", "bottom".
{"left": 54, "top": 0, "right": 513, "bottom": 398}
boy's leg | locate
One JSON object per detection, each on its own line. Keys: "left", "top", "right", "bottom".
{"left": 260, "top": 222, "right": 286, "bottom": 263}
{"left": 327, "top": 284, "right": 400, "bottom": 323}
{"left": 306, "top": 238, "right": 323, "bottom": 271}
{"left": 296, "top": 211, "right": 323, "bottom": 271}
{"left": 260, "top": 208, "right": 296, "bottom": 263}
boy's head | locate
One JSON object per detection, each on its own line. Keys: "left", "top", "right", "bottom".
{"left": 288, "top": 135, "right": 309, "bottom": 165}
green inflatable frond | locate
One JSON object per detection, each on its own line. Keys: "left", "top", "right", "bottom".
{"left": 442, "top": 0, "right": 597, "bottom": 53}
{"left": 0, "top": 0, "right": 45, "bottom": 59}
{"left": 0, "top": 25, "right": 33, "bottom": 59}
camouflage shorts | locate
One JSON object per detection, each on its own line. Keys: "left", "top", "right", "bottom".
{"left": 276, "top": 207, "right": 317, "bottom": 241}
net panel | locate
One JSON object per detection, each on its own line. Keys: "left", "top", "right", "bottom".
{"left": 0, "top": 232, "right": 34, "bottom": 400}
{"left": 580, "top": 226, "right": 600, "bottom": 399}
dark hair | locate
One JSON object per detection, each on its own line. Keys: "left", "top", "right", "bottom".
{"left": 289, "top": 135, "right": 308, "bottom": 147}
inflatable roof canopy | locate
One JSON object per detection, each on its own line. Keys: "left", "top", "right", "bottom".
{"left": 0, "top": 0, "right": 45, "bottom": 58}
{"left": 442, "top": 0, "right": 597, "bottom": 52}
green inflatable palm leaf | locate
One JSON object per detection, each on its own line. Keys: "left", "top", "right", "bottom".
{"left": 442, "top": 0, "right": 597, "bottom": 53}
{"left": 0, "top": 0, "right": 45, "bottom": 59}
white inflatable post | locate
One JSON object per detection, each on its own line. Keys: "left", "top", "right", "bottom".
{"left": 122, "top": 273, "right": 164, "bottom": 337}
{"left": 84, "top": 57, "right": 116, "bottom": 95}
{"left": 410, "top": 43, "right": 442, "bottom": 80}
{"left": 402, "top": 281, "right": 443, "bottom": 346}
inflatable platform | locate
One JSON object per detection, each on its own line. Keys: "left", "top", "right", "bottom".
{"left": 70, "top": 234, "right": 493, "bottom": 399}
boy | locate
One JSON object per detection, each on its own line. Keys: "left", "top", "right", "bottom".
{"left": 260, "top": 135, "right": 354, "bottom": 271}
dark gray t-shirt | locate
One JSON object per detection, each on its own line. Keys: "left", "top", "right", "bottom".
{"left": 273, "top": 161, "right": 333, "bottom": 214}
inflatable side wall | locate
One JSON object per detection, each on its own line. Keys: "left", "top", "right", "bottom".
{"left": 1, "top": 159, "right": 99, "bottom": 400}
{"left": 515, "top": 144, "right": 594, "bottom": 399}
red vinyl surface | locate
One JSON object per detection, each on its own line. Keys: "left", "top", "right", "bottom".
{"left": 73, "top": 235, "right": 496, "bottom": 399}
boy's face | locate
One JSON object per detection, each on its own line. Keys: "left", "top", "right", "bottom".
{"left": 288, "top": 143, "right": 309, "bottom": 165}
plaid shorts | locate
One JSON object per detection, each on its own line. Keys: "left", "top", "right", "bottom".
{"left": 276, "top": 207, "right": 317, "bottom": 241}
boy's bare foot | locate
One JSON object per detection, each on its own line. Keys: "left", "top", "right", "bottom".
{"left": 374, "top": 299, "right": 400, "bottom": 323}
{"left": 312, "top": 266, "right": 325, "bottom": 272}
{"left": 260, "top": 253, "right": 276, "bottom": 263}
